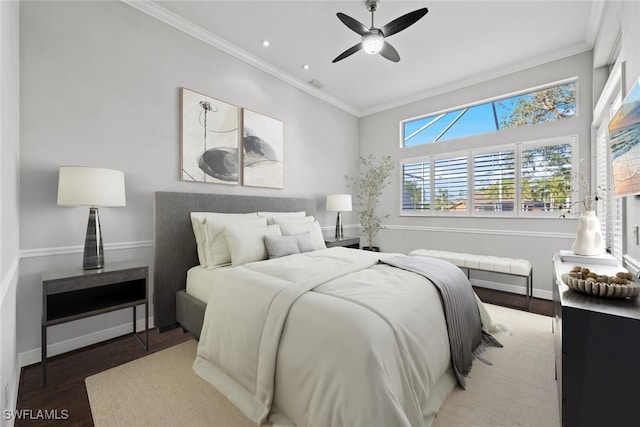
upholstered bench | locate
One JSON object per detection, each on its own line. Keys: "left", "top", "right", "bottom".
{"left": 409, "top": 249, "right": 533, "bottom": 305}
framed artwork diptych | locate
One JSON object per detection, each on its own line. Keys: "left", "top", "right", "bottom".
{"left": 181, "top": 88, "right": 240, "bottom": 185}
{"left": 242, "top": 108, "right": 284, "bottom": 189}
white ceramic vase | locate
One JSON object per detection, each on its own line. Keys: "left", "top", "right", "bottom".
{"left": 571, "top": 210, "right": 605, "bottom": 256}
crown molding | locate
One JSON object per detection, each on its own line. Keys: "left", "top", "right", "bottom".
{"left": 360, "top": 41, "right": 593, "bottom": 117}
{"left": 121, "top": 0, "right": 360, "bottom": 117}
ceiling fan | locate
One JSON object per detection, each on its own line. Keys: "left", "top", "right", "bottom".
{"left": 332, "top": 0, "right": 428, "bottom": 63}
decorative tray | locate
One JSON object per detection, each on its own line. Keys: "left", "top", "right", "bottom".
{"left": 562, "top": 267, "right": 639, "bottom": 299}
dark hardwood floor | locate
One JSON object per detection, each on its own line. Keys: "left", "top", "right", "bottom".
{"left": 14, "top": 288, "right": 552, "bottom": 426}
{"left": 473, "top": 286, "right": 554, "bottom": 317}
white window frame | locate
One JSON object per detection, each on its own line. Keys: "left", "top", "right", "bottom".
{"left": 399, "top": 135, "right": 577, "bottom": 218}
{"left": 593, "top": 59, "right": 625, "bottom": 261}
{"left": 400, "top": 77, "right": 578, "bottom": 148}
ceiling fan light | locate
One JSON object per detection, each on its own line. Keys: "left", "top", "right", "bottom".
{"left": 362, "top": 32, "right": 384, "bottom": 54}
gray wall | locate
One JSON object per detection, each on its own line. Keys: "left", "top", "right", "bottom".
{"left": 0, "top": 0, "right": 21, "bottom": 423}
{"left": 12, "top": 0, "right": 640, "bottom": 379}
{"left": 17, "top": 1, "right": 359, "bottom": 363}
{"left": 359, "top": 52, "right": 595, "bottom": 299}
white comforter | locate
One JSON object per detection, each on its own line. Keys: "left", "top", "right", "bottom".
{"left": 193, "top": 247, "right": 467, "bottom": 427}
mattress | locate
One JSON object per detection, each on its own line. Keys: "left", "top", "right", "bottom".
{"left": 185, "top": 265, "right": 231, "bottom": 304}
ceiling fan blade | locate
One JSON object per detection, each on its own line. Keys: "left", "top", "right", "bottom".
{"left": 379, "top": 41, "right": 400, "bottom": 62}
{"left": 336, "top": 12, "right": 369, "bottom": 36}
{"left": 380, "top": 8, "right": 428, "bottom": 37}
{"left": 332, "top": 43, "right": 363, "bottom": 63}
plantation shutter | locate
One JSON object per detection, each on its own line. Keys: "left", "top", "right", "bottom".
{"left": 473, "top": 150, "right": 516, "bottom": 212}
{"left": 434, "top": 156, "right": 468, "bottom": 212}
{"left": 402, "top": 160, "right": 430, "bottom": 212}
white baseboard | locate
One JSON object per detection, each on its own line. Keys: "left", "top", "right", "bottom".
{"left": 471, "top": 278, "right": 552, "bottom": 301}
{"left": 3, "top": 361, "right": 20, "bottom": 427}
{"left": 19, "top": 317, "right": 153, "bottom": 368}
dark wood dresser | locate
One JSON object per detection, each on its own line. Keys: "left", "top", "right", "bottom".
{"left": 553, "top": 254, "right": 640, "bottom": 427}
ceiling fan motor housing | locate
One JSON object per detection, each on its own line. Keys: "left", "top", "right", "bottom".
{"left": 366, "top": 0, "right": 379, "bottom": 13}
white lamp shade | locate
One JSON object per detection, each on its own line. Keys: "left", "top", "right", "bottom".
{"left": 57, "top": 166, "right": 126, "bottom": 207}
{"left": 326, "top": 194, "right": 352, "bottom": 212}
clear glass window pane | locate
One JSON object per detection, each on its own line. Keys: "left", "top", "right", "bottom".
{"left": 434, "top": 156, "right": 468, "bottom": 212}
{"left": 474, "top": 151, "right": 515, "bottom": 212}
{"left": 520, "top": 144, "right": 572, "bottom": 212}
{"left": 402, "top": 81, "right": 577, "bottom": 147}
{"left": 402, "top": 161, "right": 430, "bottom": 211}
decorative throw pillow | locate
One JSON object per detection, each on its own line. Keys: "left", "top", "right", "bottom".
{"left": 264, "top": 235, "right": 301, "bottom": 259}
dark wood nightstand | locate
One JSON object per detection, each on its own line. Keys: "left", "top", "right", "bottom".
{"left": 41, "top": 261, "right": 148, "bottom": 386}
{"left": 325, "top": 236, "right": 360, "bottom": 249}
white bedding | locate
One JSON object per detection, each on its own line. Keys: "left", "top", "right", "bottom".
{"left": 185, "top": 265, "right": 231, "bottom": 303}
{"left": 193, "top": 247, "right": 486, "bottom": 427}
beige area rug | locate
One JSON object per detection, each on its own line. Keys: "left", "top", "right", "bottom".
{"left": 433, "top": 304, "right": 559, "bottom": 427}
{"left": 86, "top": 304, "right": 559, "bottom": 427}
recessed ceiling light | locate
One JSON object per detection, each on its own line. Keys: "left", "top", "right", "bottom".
{"left": 261, "top": 40, "right": 270, "bottom": 47}
{"left": 302, "top": 64, "right": 310, "bottom": 71}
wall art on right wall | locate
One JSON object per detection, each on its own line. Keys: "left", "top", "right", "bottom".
{"left": 609, "top": 75, "right": 640, "bottom": 197}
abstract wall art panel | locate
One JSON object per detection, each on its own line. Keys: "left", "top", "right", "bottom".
{"left": 181, "top": 88, "right": 240, "bottom": 185}
{"left": 242, "top": 108, "right": 284, "bottom": 189}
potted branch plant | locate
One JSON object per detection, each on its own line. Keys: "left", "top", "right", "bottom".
{"left": 565, "top": 166, "right": 607, "bottom": 255}
{"left": 346, "top": 155, "right": 395, "bottom": 251}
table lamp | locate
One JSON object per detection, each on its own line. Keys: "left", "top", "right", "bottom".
{"left": 57, "top": 167, "right": 126, "bottom": 269}
{"left": 326, "top": 194, "right": 352, "bottom": 239}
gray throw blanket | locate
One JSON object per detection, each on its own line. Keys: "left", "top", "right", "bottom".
{"left": 379, "top": 255, "right": 502, "bottom": 389}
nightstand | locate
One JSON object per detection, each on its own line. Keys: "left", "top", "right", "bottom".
{"left": 325, "top": 236, "right": 360, "bottom": 249}
{"left": 41, "top": 261, "right": 148, "bottom": 386}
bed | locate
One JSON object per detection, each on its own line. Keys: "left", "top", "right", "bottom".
{"left": 153, "top": 191, "right": 500, "bottom": 427}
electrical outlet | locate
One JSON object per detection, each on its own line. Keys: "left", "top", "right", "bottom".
{"left": 634, "top": 226, "right": 639, "bottom": 245}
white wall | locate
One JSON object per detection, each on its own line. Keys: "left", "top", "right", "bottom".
{"left": 359, "top": 52, "right": 594, "bottom": 299}
{"left": 0, "top": 0, "right": 21, "bottom": 424}
{"left": 18, "top": 1, "right": 359, "bottom": 364}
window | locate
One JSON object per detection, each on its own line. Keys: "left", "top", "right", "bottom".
{"left": 434, "top": 156, "right": 468, "bottom": 212}
{"left": 474, "top": 150, "right": 515, "bottom": 212}
{"left": 400, "top": 136, "right": 576, "bottom": 216}
{"left": 402, "top": 161, "right": 430, "bottom": 211}
{"left": 594, "top": 61, "right": 624, "bottom": 261}
{"left": 402, "top": 80, "right": 577, "bottom": 147}
{"left": 520, "top": 143, "right": 572, "bottom": 212}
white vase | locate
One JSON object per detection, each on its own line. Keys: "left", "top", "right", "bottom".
{"left": 571, "top": 210, "right": 605, "bottom": 256}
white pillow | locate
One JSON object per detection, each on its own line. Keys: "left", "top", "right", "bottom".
{"left": 190, "top": 215, "right": 208, "bottom": 267}
{"left": 225, "top": 224, "right": 281, "bottom": 266}
{"left": 194, "top": 213, "right": 266, "bottom": 267}
{"left": 279, "top": 221, "right": 326, "bottom": 251}
{"left": 293, "top": 232, "right": 315, "bottom": 253}
{"left": 271, "top": 215, "right": 315, "bottom": 226}
{"left": 258, "top": 211, "right": 306, "bottom": 225}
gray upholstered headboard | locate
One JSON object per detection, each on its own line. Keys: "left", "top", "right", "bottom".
{"left": 153, "top": 191, "right": 318, "bottom": 331}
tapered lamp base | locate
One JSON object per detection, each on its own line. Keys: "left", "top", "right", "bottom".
{"left": 83, "top": 207, "right": 104, "bottom": 270}
{"left": 334, "top": 211, "right": 344, "bottom": 239}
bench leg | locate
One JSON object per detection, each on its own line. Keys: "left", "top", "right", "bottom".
{"left": 527, "top": 270, "right": 533, "bottom": 309}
